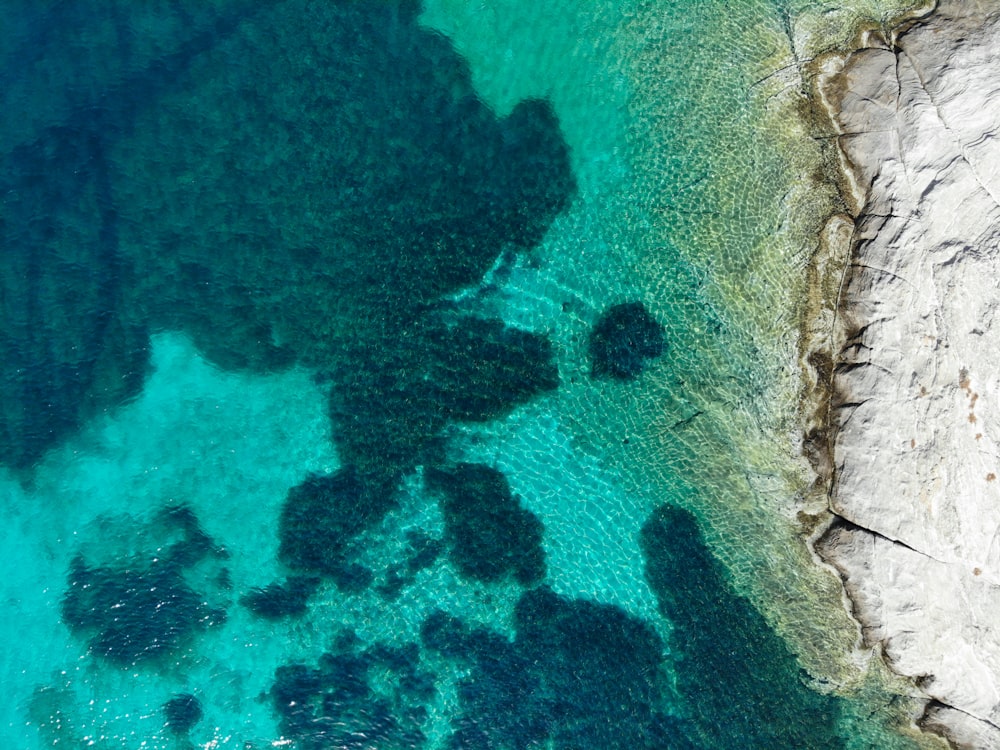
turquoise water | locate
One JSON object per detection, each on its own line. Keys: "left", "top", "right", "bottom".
{"left": 1, "top": 1, "right": 932, "bottom": 748}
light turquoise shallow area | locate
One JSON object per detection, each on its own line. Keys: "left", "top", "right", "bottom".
{"left": 0, "top": 1, "right": 936, "bottom": 748}
{"left": 1, "top": 334, "right": 336, "bottom": 743}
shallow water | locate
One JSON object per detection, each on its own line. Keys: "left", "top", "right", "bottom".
{"left": 1, "top": 1, "right": 929, "bottom": 747}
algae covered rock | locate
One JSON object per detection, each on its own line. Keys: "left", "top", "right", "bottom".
{"left": 589, "top": 301, "right": 665, "bottom": 380}
{"left": 426, "top": 463, "right": 546, "bottom": 586}
{"left": 163, "top": 693, "right": 203, "bottom": 735}
{"left": 60, "top": 506, "right": 229, "bottom": 667}
{"left": 277, "top": 467, "right": 392, "bottom": 591}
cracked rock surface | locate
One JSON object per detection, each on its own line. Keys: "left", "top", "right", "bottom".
{"left": 818, "top": 2, "right": 1000, "bottom": 746}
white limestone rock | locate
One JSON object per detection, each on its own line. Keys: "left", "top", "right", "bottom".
{"left": 819, "top": 523, "right": 1000, "bottom": 735}
{"left": 923, "top": 704, "right": 1000, "bottom": 750}
{"left": 819, "top": 1, "right": 1000, "bottom": 745}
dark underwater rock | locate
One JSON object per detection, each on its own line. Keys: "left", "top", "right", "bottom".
{"left": 163, "top": 693, "right": 203, "bottom": 735}
{"left": 589, "top": 301, "right": 665, "bottom": 380}
{"left": 118, "top": 2, "right": 576, "bottom": 371}
{"left": 0, "top": 127, "right": 149, "bottom": 471}
{"left": 329, "top": 562, "right": 375, "bottom": 594}
{"left": 640, "top": 504, "right": 843, "bottom": 749}
{"left": 405, "top": 531, "right": 444, "bottom": 576}
{"left": 277, "top": 467, "right": 394, "bottom": 589}
{"left": 426, "top": 463, "right": 546, "bottom": 585}
{"left": 420, "top": 609, "right": 546, "bottom": 748}
{"left": 421, "top": 587, "right": 671, "bottom": 749}
{"left": 514, "top": 587, "right": 667, "bottom": 748}
{"left": 60, "top": 506, "right": 228, "bottom": 667}
{"left": 429, "top": 318, "right": 560, "bottom": 424}
{"left": 0, "top": 3, "right": 259, "bottom": 471}
{"left": 420, "top": 610, "right": 478, "bottom": 661}
{"left": 104, "top": 1, "right": 573, "bottom": 501}
{"left": 63, "top": 562, "right": 213, "bottom": 665}
{"left": 376, "top": 532, "right": 444, "bottom": 601}
{"left": 330, "top": 317, "right": 559, "bottom": 485}
{"left": 271, "top": 640, "right": 429, "bottom": 750}
{"left": 240, "top": 575, "right": 320, "bottom": 619}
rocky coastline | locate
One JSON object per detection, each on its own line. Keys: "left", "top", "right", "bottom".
{"left": 810, "top": 1, "right": 1000, "bottom": 747}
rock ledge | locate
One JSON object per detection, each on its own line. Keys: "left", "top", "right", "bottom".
{"left": 815, "top": 2, "right": 1000, "bottom": 747}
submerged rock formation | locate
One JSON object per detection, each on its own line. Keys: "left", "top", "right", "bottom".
{"left": 426, "top": 463, "right": 546, "bottom": 586}
{"left": 815, "top": 2, "right": 1000, "bottom": 745}
{"left": 162, "top": 693, "right": 203, "bottom": 736}
{"left": 589, "top": 301, "right": 665, "bottom": 380}
{"left": 61, "top": 505, "right": 229, "bottom": 667}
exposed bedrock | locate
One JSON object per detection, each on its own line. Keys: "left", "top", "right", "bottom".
{"left": 817, "top": 2, "right": 1000, "bottom": 745}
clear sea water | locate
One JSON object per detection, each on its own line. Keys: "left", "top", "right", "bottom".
{"left": 0, "top": 1, "right": 933, "bottom": 748}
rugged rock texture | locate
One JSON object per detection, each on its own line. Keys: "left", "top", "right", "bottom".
{"left": 817, "top": 2, "right": 1000, "bottom": 746}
